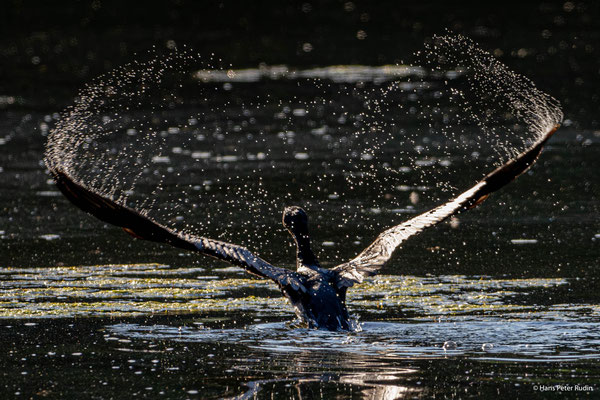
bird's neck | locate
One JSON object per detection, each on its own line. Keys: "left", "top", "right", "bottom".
{"left": 295, "top": 235, "right": 319, "bottom": 268}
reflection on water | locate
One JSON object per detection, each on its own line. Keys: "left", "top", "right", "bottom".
{"left": 228, "top": 369, "right": 421, "bottom": 400}
{"left": 106, "top": 317, "right": 600, "bottom": 398}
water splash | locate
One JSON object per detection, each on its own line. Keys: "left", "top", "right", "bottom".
{"left": 107, "top": 320, "right": 600, "bottom": 361}
{"left": 44, "top": 36, "right": 563, "bottom": 262}
{"left": 350, "top": 34, "right": 563, "bottom": 203}
{"left": 422, "top": 34, "right": 562, "bottom": 148}
{"left": 4, "top": 264, "right": 596, "bottom": 361}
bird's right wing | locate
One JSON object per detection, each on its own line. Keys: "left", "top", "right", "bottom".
{"left": 332, "top": 124, "right": 560, "bottom": 289}
{"left": 50, "top": 168, "right": 306, "bottom": 293}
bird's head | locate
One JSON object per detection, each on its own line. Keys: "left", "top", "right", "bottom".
{"left": 282, "top": 206, "right": 310, "bottom": 239}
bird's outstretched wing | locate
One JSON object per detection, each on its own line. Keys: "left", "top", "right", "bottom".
{"left": 49, "top": 168, "right": 305, "bottom": 293}
{"left": 332, "top": 125, "right": 560, "bottom": 289}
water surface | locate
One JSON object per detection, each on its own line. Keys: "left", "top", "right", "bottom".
{"left": 1, "top": 40, "right": 599, "bottom": 400}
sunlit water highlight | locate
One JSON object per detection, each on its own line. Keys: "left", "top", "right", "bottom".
{"left": 0, "top": 264, "right": 573, "bottom": 319}
{"left": 3, "top": 262, "right": 597, "bottom": 398}
{"left": 2, "top": 263, "right": 598, "bottom": 361}
{"left": 108, "top": 320, "right": 600, "bottom": 361}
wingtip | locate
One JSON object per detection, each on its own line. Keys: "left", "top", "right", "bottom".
{"left": 47, "top": 165, "right": 61, "bottom": 179}
{"left": 540, "top": 124, "right": 560, "bottom": 143}
{"left": 48, "top": 165, "right": 70, "bottom": 184}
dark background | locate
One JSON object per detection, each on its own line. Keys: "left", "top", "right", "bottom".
{"left": 1, "top": 0, "right": 599, "bottom": 129}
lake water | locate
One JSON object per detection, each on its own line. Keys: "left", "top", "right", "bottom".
{"left": 1, "top": 2, "right": 600, "bottom": 399}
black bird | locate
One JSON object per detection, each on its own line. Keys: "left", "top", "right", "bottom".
{"left": 48, "top": 125, "right": 559, "bottom": 331}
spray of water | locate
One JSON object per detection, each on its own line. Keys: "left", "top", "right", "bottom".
{"left": 422, "top": 34, "right": 562, "bottom": 148}
{"left": 350, "top": 34, "right": 562, "bottom": 203}
{"left": 44, "top": 36, "right": 562, "bottom": 263}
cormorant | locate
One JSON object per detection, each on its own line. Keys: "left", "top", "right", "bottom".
{"left": 48, "top": 125, "right": 559, "bottom": 331}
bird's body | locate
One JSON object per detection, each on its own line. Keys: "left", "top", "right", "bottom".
{"left": 285, "top": 272, "right": 351, "bottom": 331}
{"left": 279, "top": 205, "right": 352, "bottom": 330}
{"left": 47, "top": 125, "right": 560, "bottom": 331}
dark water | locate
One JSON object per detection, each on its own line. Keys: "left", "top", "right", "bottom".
{"left": 2, "top": 1, "right": 600, "bottom": 399}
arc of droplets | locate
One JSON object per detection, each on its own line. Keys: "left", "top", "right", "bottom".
{"left": 44, "top": 49, "right": 308, "bottom": 252}
{"left": 361, "top": 34, "right": 564, "bottom": 203}
{"left": 426, "top": 34, "right": 562, "bottom": 150}
{"left": 45, "top": 37, "right": 563, "bottom": 258}
{"left": 46, "top": 51, "right": 207, "bottom": 221}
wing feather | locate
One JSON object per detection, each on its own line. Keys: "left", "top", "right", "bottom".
{"left": 50, "top": 168, "right": 305, "bottom": 293}
{"left": 333, "top": 125, "right": 560, "bottom": 289}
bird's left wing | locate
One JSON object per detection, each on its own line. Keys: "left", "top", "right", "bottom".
{"left": 49, "top": 168, "right": 305, "bottom": 293}
{"left": 332, "top": 125, "right": 560, "bottom": 289}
